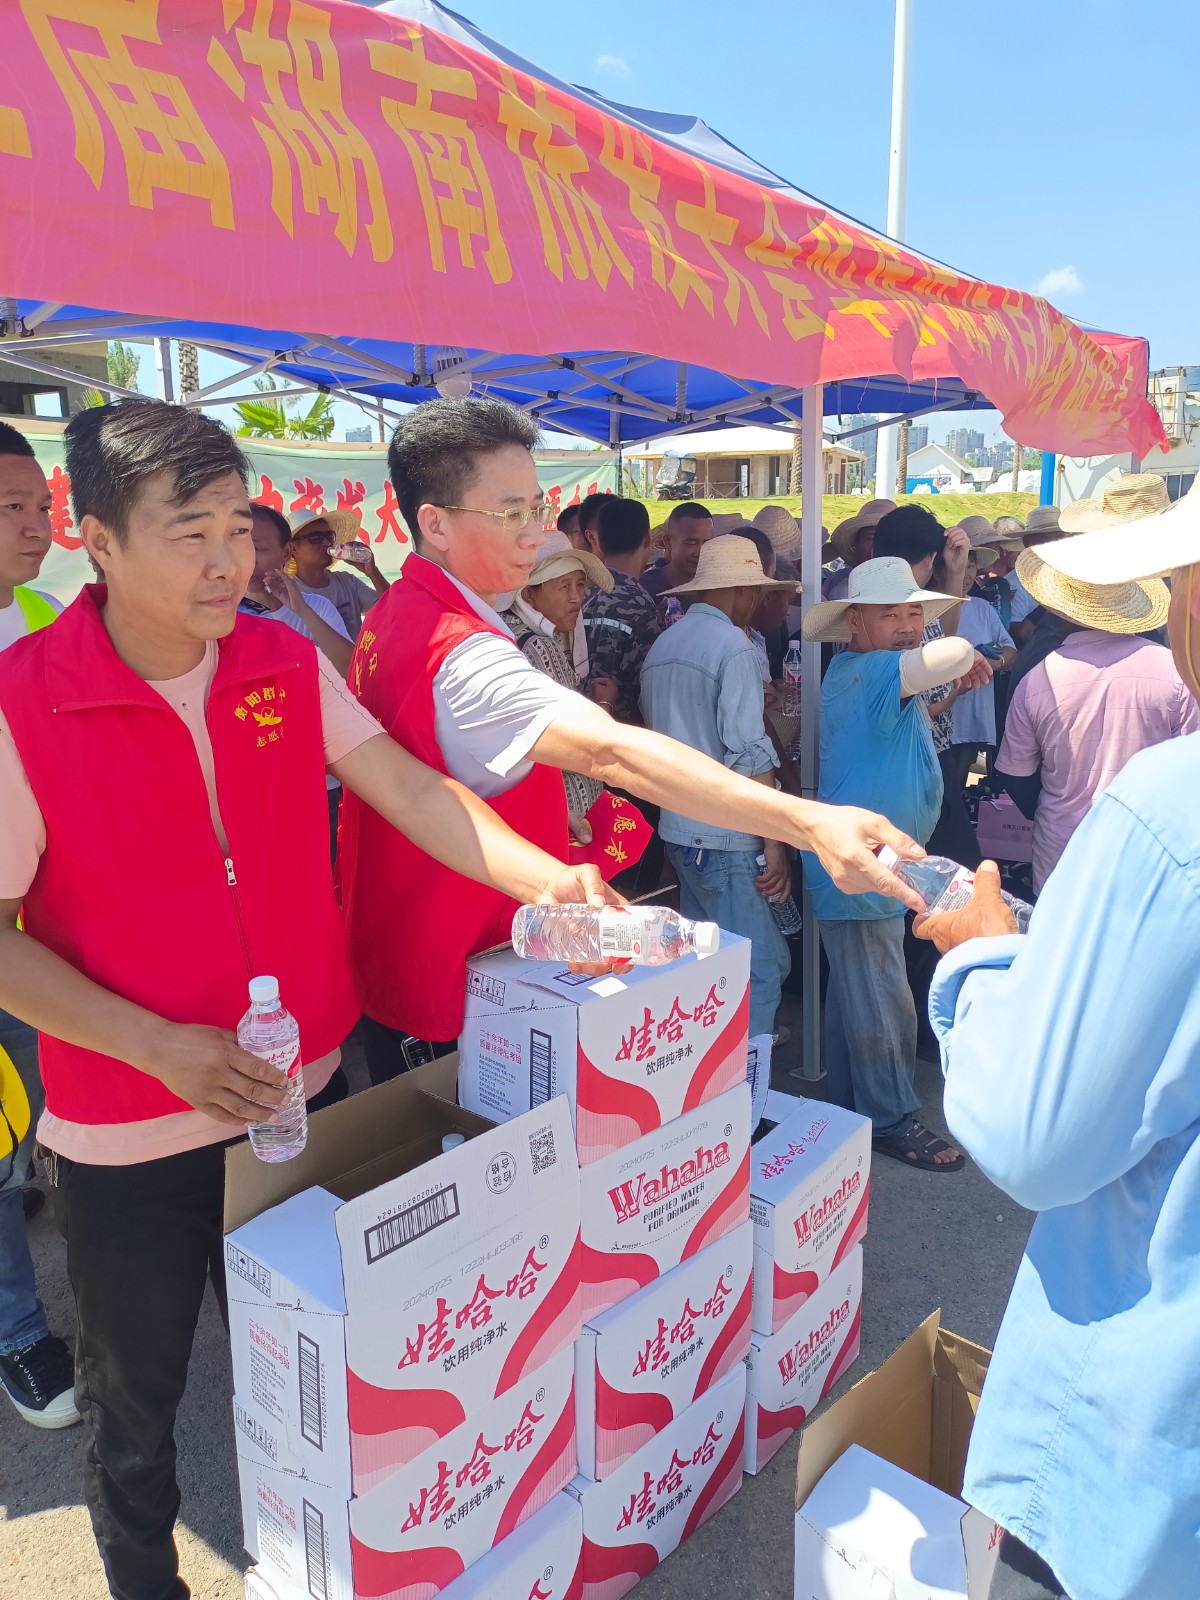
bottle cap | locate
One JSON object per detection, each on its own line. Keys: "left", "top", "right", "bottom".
{"left": 441, "top": 1132, "right": 467, "bottom": 1153}
{"left": 248, "top": 975, "right": 280, "bottom": 1004}
{"left": 693, "top": 922, "right": 720, "bottom": 959}
{"left": 875, "top": 845, "right": 900, "bottom": 872}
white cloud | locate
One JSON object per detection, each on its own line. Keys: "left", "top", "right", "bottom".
{"left": 595, "top": 53, "right": 631, "bottom": 78}
{"left": 1034, "top": 265, "right": 1084, "bottom": 299}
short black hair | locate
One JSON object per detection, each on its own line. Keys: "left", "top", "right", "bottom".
{"left": 557, "top": 503, "right": 582, "bottom": 535}
{"left": 252, "top": 501, "right": 292, "bottom": 547}
{"left": 666, "top": 500, "right": 711, "bottom": 527}
{"left": 873, "top": 504, "right": 945, "bottom": 566}
{"left": 731, "top": 524, "right": 775, "bottom": 573}
{"left": 595, "top": 496, "right": 650, "bottom": 557}
{"left": 64, "top": 400, "right": 249, "bottom": 544}
{"left": 387, "top": 397, "right": 539, "bottom": 542}
{"left": 0, "top": 420, "right": 35, "bottom": 459}
{"left": 576, "top": 491, "right": 609, "bottom": 533}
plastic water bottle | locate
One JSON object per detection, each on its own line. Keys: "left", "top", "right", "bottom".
{"left": 238, "top": 976, "right": 306, "bottom": 1162}
{"left": 663, "top": 596, "right": 684, "bottom": 626}
{"left": 876, "top": 847, "right": 1032, "bottom": 931}
{"left": 755, "top": 853, "right": 803, "bottom": 936}
{"left": 333, "top": 540, "right": 372, "bottom": 567}
{"left": 782, "top": 641, "right": 802, "bottom": 718}
{"left": 511, "top": 904, "right": 720, "bottom": 965}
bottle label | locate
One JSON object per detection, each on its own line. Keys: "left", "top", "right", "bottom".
{"left": 933, "top": 871, "right": 976, "bottom": 912}
{"left": 261, "top": 1040, "right": 301, "bottom": 1080}
{"left": 598, "top": 908, "right": 645, "bottom": 960}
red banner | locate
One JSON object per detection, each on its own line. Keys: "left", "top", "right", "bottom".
{"left": 0, "top": 1, "right": 1164, "bottom": 457}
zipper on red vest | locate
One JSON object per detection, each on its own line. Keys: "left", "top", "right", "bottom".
{"left": 223, "top": 855, "right": 255, "bottom": 979}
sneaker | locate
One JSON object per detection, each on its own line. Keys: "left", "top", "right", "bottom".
{"left": 0, "top": 1334, "right": 80, "bottom": 1428}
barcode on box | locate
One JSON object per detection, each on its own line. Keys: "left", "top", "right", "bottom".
{"left": 529, "top": 1028, "right": 552, "bottom": 1106}
{"left": 303, "top": 1500, "right": 329, "bottom": 1600}
{"left": 365, "top": 1184, "right": 460, "bottom": 1264}
{"left": 529, "top": 1125, "right": 557, "bottom": 1175}
{"left": 226, "top": 1243, "right": 272, "bottom": 1298}
{"left": 297, "top": 1332, "right": 324, "bottom": 1450}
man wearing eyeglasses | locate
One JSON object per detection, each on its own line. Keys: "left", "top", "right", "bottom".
{"left": 286, "top": 508, "right": 389, "bottom": 639}
{"left": 340, "top": 397, "right": 929, "bottom": 1084}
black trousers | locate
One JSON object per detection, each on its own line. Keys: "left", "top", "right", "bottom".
{"left": 53, "top": 1070, "right": 347, "bottom": 1600}
{"left": 989, "top": 1531, "right": 1067, "bottom": 1599}
{"left": 360, "top": 1015, "right": 456, "bottom": 1087}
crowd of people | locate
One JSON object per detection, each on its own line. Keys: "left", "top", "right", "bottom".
{"left": 1, "top": 393, "right": 1198, "bottom": 1600}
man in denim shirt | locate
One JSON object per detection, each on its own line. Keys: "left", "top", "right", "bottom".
{"left": 917, "top": 479, "right": 1200, "bottom": 1599}
{"left": 641, "top": 536, "right": 798, "bottom": 1072}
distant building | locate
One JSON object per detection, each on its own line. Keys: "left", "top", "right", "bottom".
{"left": 906, "top": 441, "right": 992, "bottom": 493}
{"left": 945, "top": 427, "right": 985, "bottom": 460}
{"left": 0, "top": 340, "right": 109, "bottom": 418}
{"left": 906, "top": 424, "right": 929, "bottom": 451}
{"left": 345, "top": 425, "right": 373, "bottom": 443}
{"left": 626, "top": 425, "right": 866, "bottom": 498}
{"left": 843, "top": 413, "right": 879, "bottom": 483}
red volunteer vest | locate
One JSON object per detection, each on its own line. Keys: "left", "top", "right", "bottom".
{"left": 340, "top": 557, "right": 568, "bottom": 1039}
{"left": 0, "top": 587, "right": 360, "bottom": 1125}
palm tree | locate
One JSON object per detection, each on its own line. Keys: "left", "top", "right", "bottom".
{"left": 234, "top": 377, "right": 335, "bottom": 440}
{"left": 177, "top": 341, "right": 199, "bottom": 403}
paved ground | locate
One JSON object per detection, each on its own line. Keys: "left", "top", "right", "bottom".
{"left": 0, "top": 1010, "right": 1032, "bottom": 1600}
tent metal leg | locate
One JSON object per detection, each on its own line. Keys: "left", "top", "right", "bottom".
{"left": 797, "top": 381, "right": 825, "bottom": 1082}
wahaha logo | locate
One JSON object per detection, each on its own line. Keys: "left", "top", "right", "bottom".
{"left": 607, "top": 1141, "right": 730, "bottom": 1223}
{"left": 777, "top": 1298, "right": 851, "bottom": 1385}
{"left": 792, "top": 1171, "right": 861, "bottom": 1246}
{"left": 757, "top": 1118, "right": 830, "bottom": 1181}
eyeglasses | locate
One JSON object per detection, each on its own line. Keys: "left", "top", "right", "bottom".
{"left": 291, "top": 530, "right": 335, "bottom": 546}
{"left": 434, "top": 502, "right": 550, "bottom": 533}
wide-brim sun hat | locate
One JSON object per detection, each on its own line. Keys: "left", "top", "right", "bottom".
{"left": 957, "top": 514, "right": 994, "bottom": 543}
{"left": 752, "top": 503, "right": 802, "bottom": 556}
{"left": 1058, "top": 472, "right": 1170, "bottom": 537}
{"left": 286, "top": 506, "right": 362, "bottom": 544}
{"left": 968, "top": 546, "right": 999, "bottom": 570}
{"left": 527, "top": 530, "right": 613, "bottom": 593}
{"left": 1035, "top": 476, "right": 1200, "bottom": 587}
{"left": 802, "top": 556, "right": 958, "bottom": 643}
{"left": 665, "top": 534, "right": 797, "bottom": 597}
{"left": 709, "top": 512, "right": 747, "bottom": 535}
{"left": 1022, "top": 504, "right": 1062, "bottom": 541}
{"left": 830, "top": 498, "right": 895, "bottom": 562}
{"left": 1016, "top": 547, "right": 1169, "bottom": 634}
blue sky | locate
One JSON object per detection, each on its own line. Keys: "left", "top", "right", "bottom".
{"left": 168, "top": 0, "right": 1197, "bottom": 447}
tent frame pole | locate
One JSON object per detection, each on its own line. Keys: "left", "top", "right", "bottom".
{"left": 797, "top": 382, "right": 825, "bottom": 1082}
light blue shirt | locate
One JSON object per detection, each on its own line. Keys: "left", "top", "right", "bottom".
{"left": 930, "top": 732, "right": 1200, "bottom": 1600}
{"left": 805, "top": 649, "right": 942, "bottom": 920}
{"left": 950, "top": 595, "right": 1013, "bottom": 747}
{"left": 640, "top": 602, "right": 777, "bottom": 851}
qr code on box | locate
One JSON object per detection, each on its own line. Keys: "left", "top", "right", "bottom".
{"left": 529, "top": 1126, "right": 556, "bottom": 1175}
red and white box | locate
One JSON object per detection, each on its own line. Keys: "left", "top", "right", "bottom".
{"left": 226, "top": 1099, "right": 580, "bottom": 1497}
{"left": 744, "top": 1244, "right": 863, "bottom": 1475}
{"left": 749, "top": 1098, "right": 870, "bottom": 1335}
{"left": 438, "top": 1492, "right": 582, "bottom": 1600}
{"left": 458, "top": 936, "right": 750, "bottom": 1163}
{"left": 575, "top": 1222, "right": 753, "bottom": 1480}
{"left": 566, "top": 1365, "right": 746, "bottom": 1600}
{"left": 580, "top": 1084, "right": 751, "bottom": 1320}
{"left": 240, "top": 1345, "right": 576, "bottom": 1600}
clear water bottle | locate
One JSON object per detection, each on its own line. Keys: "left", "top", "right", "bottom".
{"left": 755, "top": 853, "right": 803, "bottom": 936}
{"left": 333, "top": 539, "right": 372, "bottom": 567}
{"left": 511, "top": 904, "right": 720, "bottom": 966}
{"left": 663, "top": 596, "right": 684, "bottom": 626}
{"left": 238, "top": 976, "right": 306, "bottom": 1162}
{"left": 876, "top": 847, "right": 1032, "bottom": 931}
{"left": 782, "top": 641, "right": 802, "bottom": 718}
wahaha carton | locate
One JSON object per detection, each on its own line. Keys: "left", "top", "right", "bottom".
{"left": 744, "top": 1245, "right": 863, "bottom": 1475}
{"left": 566, "top": 1365, "right": 746, "bottom": 1600}
{"left": 749, "top": 1097, "right": 870, "bottom": 1335}
{"left": 458, "top": 935, "right": 750, "bottom": 1163}
{"left": 580, "top": 1083, "right": 751, "bottom": 1319}
{"left": 225, "top": 1067, "right": 580, "bottom": 1496}
{"left": 575, "top": 1222, "right": 752, "bottom": 1480}
{"left": 438, "top": 1493, "right": 582, "bottom": 1600}
{"left": 240, "top": 1344, "right": 576, "bottom": 1600}
{"left": 244, "top": 1569, "right": 280, "bottom": 1600}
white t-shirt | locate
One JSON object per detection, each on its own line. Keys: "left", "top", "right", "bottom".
{"left": 0, "top": 589, "right": 64, "bottom": 653}
{"left": 431, "top": 564, "right": 579, "bottom": 799}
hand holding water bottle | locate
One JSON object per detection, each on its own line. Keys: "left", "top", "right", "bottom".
{"left": 912, "top": 860, "right": 1021, "bottom": 952}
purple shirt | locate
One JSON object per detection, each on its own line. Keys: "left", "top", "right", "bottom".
{"left": 999, "top": 630, "right": 1199, "bottom": 890}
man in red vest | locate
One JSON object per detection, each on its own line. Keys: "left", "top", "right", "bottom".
{"left": 341, "top": 397, "right": 925, "bottom": 1080}
{"left": 0, "top": 400, "right": 611, "bottom": 1600}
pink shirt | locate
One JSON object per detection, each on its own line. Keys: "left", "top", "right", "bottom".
{"left": 0, "top": 640, "right": 383, "bottom": 1164}
{"left": 999, "top": 630, "right": 1199, "bottom": 890}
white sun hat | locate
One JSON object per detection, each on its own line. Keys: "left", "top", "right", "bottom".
{"left": 664, "top": 534, "right": 797, "bottom": 597}
{"left": 285, "top": 505, "right": 362, "bottom": 544}
{"left": 802, "top": 556, "right": 958, "bottom": 643}
{"left": 526, "top": 530, "right": 613, "bottom": 593}
{"left": 1035, "top": 476, "right": 1196, "bottom": 585}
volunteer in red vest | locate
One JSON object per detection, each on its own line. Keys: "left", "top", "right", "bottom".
{"left": 341, "top": 397, "right": 927, "bottom": 1081}
{"left": 0, "top": 421, "right": 78, "bottom": 1434}
{"left": 0, "top": 399, "right": 612, "bottom": 1600}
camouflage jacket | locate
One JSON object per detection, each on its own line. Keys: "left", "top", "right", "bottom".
{"left": 582, "top": 570, "right": 663, "bottom": 724}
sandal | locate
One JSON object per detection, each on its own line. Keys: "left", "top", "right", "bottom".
{"left": 873, "top": 1120, "right": 965, "bottom": 1173}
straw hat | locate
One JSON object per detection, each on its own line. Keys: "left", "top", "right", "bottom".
{"left": 752, "top": 503, "right": 802, "bottom": 556}
{"left": 968, "top": 546, "right": 999, "bottom": 571}
{"left": 830, "top": 498, "right": 895, "bottom": 562}
{"left": 1035, "top": 476, "right": 1200, "bottom": 587}
{"left": 649, "top": 521, "right": 669, "bottom": 551}
{"left": 709, "top": 512, "right": 746, "bottom": 535}
{"left": 1058, "top": 473, "right": 1169, "bottom": 535}
{"left": 665, "top": 534, "right": 797, "bottom": 597}
{"left": 527, "top": 530, "right": 613, "bottom": 593}
{"left": 1022, "top": 505, "right": 1062, "bottom": 542}
{"left": 802, "top": 556, "right": 957, "bottom": 643}
{"left": 286, "top": 506, "right": 361, "bottom": 543}
{"left": 1015, "top": 546, "right": 1169, "bottom": 635}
